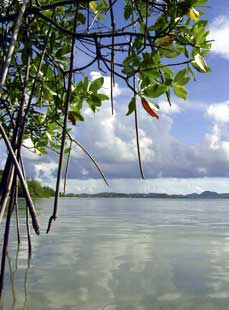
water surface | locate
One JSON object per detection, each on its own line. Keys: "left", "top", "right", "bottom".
{"left": 1, "top": 198, "right": 229, "bottom": 309}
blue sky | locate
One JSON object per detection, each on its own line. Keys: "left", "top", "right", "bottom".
{"left": 4, "top": 0, "right": 229, "bottom": 194}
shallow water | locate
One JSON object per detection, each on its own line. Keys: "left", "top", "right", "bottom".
{"left": 1, "top": 198, "right": 229, "bottom": 309}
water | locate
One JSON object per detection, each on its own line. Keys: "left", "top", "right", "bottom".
{"left": 1, "top": 198, "right": 229, "bottom": 309}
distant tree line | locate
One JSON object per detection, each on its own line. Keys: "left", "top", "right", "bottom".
{"left": 0, "top": 170, "right": 54, "bottom": 198}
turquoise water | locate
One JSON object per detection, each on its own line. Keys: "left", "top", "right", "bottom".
{"left": 1, "top": 198, "right": 229, "bottom": 309}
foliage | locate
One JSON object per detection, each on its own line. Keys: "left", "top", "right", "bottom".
{"left": 0, "top": 0, "right": 211, "bottom": 156}
{"left": 0, "top": 170, "right": 55, "bottom": 198}
{"left": 18, "top": 179, "right": 55, "bottom": 198}
{"left": 0, "top": 0, "right": 212, "bottom": 294}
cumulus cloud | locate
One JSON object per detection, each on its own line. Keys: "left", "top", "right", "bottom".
{"left": 26, "top": 94, "right": 229, "bottom": 184}
{"left": 206, "top": 125, "right": 229, "bottom": 161}
{"left": 14, "top": 69, "right": 229, "bottom": 192}
{"left": 209, "top": 15, "right": 229, "bottom": 59}
{"left": 203, "top": 101, "right": 229, "bottom": 161}
{"left": 207, "top": 101, "right": 229, "bottom": 123}
{"left": 159, "top": 100, "right": 181, "bottom": 114}
{"left": 22, "top": 139, "right": 42, "bottom": 161}
{"left": 65, "top": 102, "right": 201, "bottom": 180}
{"left": 34, "top": 162, "right": 58, "bottom": 180}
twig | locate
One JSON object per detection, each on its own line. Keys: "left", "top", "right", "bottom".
{"left": 55, "top": 121, "right": 109, "bottom": 186}
{"left": 133, "top": 77, "right": 144, "bottom": 179}
{"left": 63, "top": 140, "right": 72, "bottom": 193}
{"left": 109, "top": 0, "right": 115, "bottom": 115}
{"left": 47, "top": 4, "right": 79, "bottom": 233}
{"left": 0, "top": 0, "right": 29, "bottom": 95}
{"left": 71, "top": 137, "right": 109, "bottom": 187}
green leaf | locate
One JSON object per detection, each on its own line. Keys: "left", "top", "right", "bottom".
{"left": 164, "top": 78, "right": 174, "bottom": 86}
{"left": 187, "top": 7, "right": 199, "bottom": 22}
{"left": 43, "top": 84, "right": 57, "bottom": 99}
{"left": 174, "top": 68, "right": 187, "bottom": 84}
{"left": 173, "top": 84, "right": 187, "bottom": 100}
{"left": 179, "top": 77, "right": 190, "bottom": 85}
{"left": 55, "top": 46, "right": 70, "bottom": 58}
{"left": 143, "top": 84, "right": 168, "bottom": 98}
{"left": 187, "top": 65, "right": 196, "bottom": 81}
{"left": 153, "top": 15, "right": 168, "bottom": 35}
{"left": 82, "top": 76, "right": 89, "bottom": 92}
{"left": 184, "top": 46, "right": 189, "bottom": 58}
{"left": 89, "top": 1, "right": 96, "bottom": 10}
{"left": 77, "top": 12, "right": 86, "bottom": 25}
{"left": 69, "top": 111, "right": 84, "bottom": 122}
{"left": 64, "top": 147, "right": 71, "bottom": 154}
{"left": 35, "top": 147, "right": 48, "bottom": 155}
{"left": 124, "top": 3, "right": 132, "bottom": 20}
{"left": 123, "top": 53, "right": 140, "bottom": 66}
{"left": 126, "top": 96, "right": 136, "bottom": 116}
{"left": 157, "top": 34, "right": 176, "bottom": 47}
{"left": 97, "top": 93, "right": 109, "bottom": 101}
{"left": 193, "top": 0, "right": 208, "bottom": 6}
{"left": 133, "top": 36, "right": 144, "bottom": 51}
{"left": 122, "top": 66, "right": 136, "bottom": 76}
{"left": 46, "top": 132, "right": 53, "bottom": 142}
{"left": 139, "top": 69, "right": 161, "bottom": 90}
{"left": 160, "top": 44, "right": 183, "bottom": 58}
{"left": 90, "top": 94, "right": 102, "bottom": 106}
{"left": 161, "top": 66, "right": 174, "bottom": 79}
{"left": 193, "top": 53, "right": 208, "bottom": 72}
{"left": 89, "top": 77, "right": 104, "bottom": 91}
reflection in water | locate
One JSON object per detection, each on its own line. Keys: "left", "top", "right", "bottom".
{"left": 23, "top": 256, "right": 31, "bottom": 310}
{"left": 7, "top": 250, "right": 18, "bottom": 309}
{"left": 1, "top": 198, "right": 229, "bottom": 309}
{"left": 3, "top": 248, "right": 31, "bottom": 310}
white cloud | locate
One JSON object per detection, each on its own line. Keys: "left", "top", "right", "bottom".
{"left": 204, "top": 101, "right": 229, "bottom": 160}
{"left": 207, "top": 101, "right": 229, "bottom": 123}
{"left": 67, "top": 93, "right": 229, "bottom": 180}
{"left": 14, "top": 71, "right": 229, "bottom": 188}
{"left": 34, "top": 162, "right": 58, "bottom": 180}
{"left": 22, "top": 139, "right": 41, "bottom": 160}
{"left": 209, "top": 15, "right": 229, "bottom": 59}
{"left": 73, "top": 101, "right": 155, "bottom": 165}
{"left": 23, "top": 93, "right": 229, "bottom": 183}
{"left": 205, "top": 123, "right": 229, "bottom": 160}
{"left": 159, "top": 100, "right": 180, "bottom": 114}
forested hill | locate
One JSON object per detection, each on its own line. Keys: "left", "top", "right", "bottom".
{"left": 79, "top": 191, "right": 229, "bottom": 199}
{"left": 0, "top": 170, "right": 55, "bottom": 198}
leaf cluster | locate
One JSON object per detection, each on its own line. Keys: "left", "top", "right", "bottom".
{"left": 0, "top": 0, "right": 211, "bottom": 153}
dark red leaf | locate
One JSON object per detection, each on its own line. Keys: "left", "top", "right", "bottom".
{"left": 141, "top": 97, "right": 159, "bottom": 119}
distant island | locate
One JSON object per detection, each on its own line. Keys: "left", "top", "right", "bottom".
{"left": 1, "top": 169, "right": 229, "bottom": 199}
{"left": 76, "top": 191, "right": 229, "bottom": 199}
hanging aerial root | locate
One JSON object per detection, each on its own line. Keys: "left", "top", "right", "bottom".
{"left": 0, "top": 174, "right": 17, "bottom": 296}
{"left": 47, "top": 4, "right": 79, "bottom": 233}
{"left": 0, "top": 124, "right": 40, "bottom": 235}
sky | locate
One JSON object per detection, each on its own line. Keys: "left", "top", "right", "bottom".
{"left": 2, "top": 0, "right": 229, "bottom": 195}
